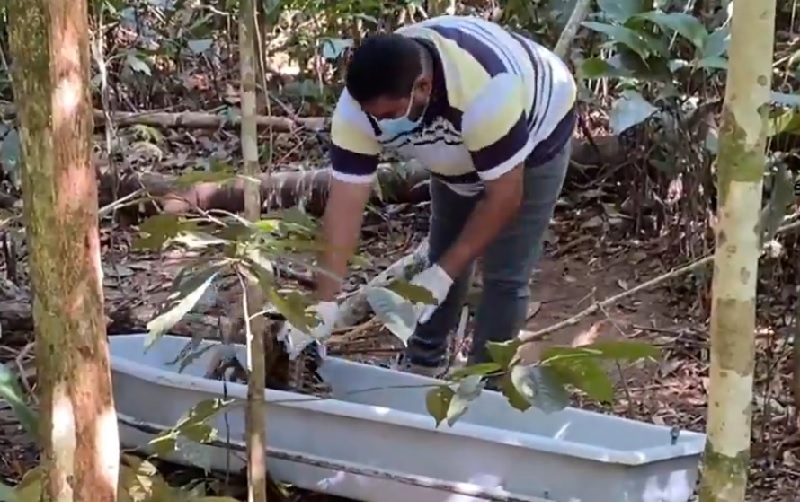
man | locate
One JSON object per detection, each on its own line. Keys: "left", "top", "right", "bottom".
{"left": 279, "top": 14, "right": 576, "bottom": 377}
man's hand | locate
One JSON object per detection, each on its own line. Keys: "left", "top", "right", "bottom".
{"left": 410, "top": 264, "right": 454, "bottom": 324}
{"left": 276, "top": 301, "right": 340, "bottom": 359}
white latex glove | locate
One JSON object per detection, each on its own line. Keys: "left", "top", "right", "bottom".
{"left": 410, "top": 264, "right": 453, "bottom": 324}
{"left": 276, "top": 301, "right": 339, "bottom": 360}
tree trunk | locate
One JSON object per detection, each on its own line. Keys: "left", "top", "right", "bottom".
{"left": 7, "top": 0, "right": 120, "bottom": 500}
{"left": 239, "top": 0, "right": 269, "bottom": 499}
{"left": 698, "top": 1, "right": 777, "bottom": 500}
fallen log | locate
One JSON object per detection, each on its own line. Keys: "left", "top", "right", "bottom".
{"left": 95, "top": 110, "right": 326, "bottom": 132}
{"left": 0, "top": 103, "right": 325, "bottom": 133}
{"left": 95, "top": 134, "right": 623, "bottom": 218}
{"left": 99, "top": 161, "right": 432, "bottom": 217}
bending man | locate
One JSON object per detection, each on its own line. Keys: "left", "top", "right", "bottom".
{"left": 280, "top": 14, "right": 576, "bottom": 377}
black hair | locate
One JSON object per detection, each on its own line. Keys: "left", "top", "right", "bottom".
{"left": 344, "top": 33, "right": 423, "bottom": 103}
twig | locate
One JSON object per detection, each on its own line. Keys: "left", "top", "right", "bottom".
{"left": 519, "top": 218, "right": 800, "bottom": 345}
{"left": 97, "top": 188, "right": 146, "bottom": 218}
{"left": 0, "top": 104, "right": 324, "bottom": 133}
{"left": 116, "top": 413, "right": 548, "bottom": 502}
{"left": 553, "top": 0, "right": 592, "bottom": 59}
{"left": 520, "top": 256, "right": 705, "bottom": 344}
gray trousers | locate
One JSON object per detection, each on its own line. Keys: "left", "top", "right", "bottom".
{"left": 406, "top": 140, "right": 571, "bottom": 367}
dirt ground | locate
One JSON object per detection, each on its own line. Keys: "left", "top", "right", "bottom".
{"left": 519, "top": 249, "right": 800, "bottom": 501}
{"left": 1, "top": 224, "right": 798, "bottom": 500}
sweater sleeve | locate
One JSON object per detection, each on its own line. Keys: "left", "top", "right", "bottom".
{"left": 329, "top": 89, "right": 381, "bottom": 184}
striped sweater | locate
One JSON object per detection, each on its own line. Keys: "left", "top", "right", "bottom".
{"left": 330, "top": 15, "right": 577, "bottom": 197}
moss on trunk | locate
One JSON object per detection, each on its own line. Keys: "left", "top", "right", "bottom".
{"left": 7, "top": 0, "right": 120, "bottom": 500}
{"left": 698, "top": 1, "right": 777, "bottom": 501}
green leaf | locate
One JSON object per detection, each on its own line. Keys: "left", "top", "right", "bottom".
{"left": 769, "top": 109, "right": 800, "bottom": 136}
{"left": 0, "top": 127, "right": 21, "bottom": 182}
{"left": 282, "top": 80, "right": 324, "bottom": 101}
{"left": 546, "top": 358, "right": 615, "bottom": 403}
{"left": 596, "top": 0, "right": 648, "bottom": 22}
{"left": 425, "top": 385, "right": 455, "bottom": 427}
{"left": 146, "top": 268, "right": 219, "bottom": 347}
{"left": 499, "top": 372, "right": 531, "bottom": 412}
{"left": 448, "top": 362, "right": 502, "bottom": 380}
{"left": 167, "top": 338, "right": 218, "bottom": 374}
{"left": 695, "top": 56, "right": 728, "bottom": 70}
{"left": 134, "top": 214, "right": 198, "bottom": 250}
{"left": 385, "top": 279, "right": 437, "bottom": 305}
{"left": 320, "top": 37, "right": 354, "bottom": 59}
{"left": 582, "top": 22, "right": 654, "bottom": 60}
{"left": 244, "top": 253, "right": 276, "bottom": 291}
{"left": 634, "top": 12, "right": 708, "bottom": 49}
{"left": 486, "top": 339, "right": 521, "bottom": 369}
{"left": 365, "top": 286, "right": 418, "bottom": 344}
{"left": 187, "top": 38, "right": 213, "bottom": 54}
{"left": 172, "top": 231, "right": 229, "bottom": 251}
{"left": 276, "top": 206, "right": 318, "bottom": 232}
{"left": 445, "top": 375, "right": 485, "bottom": 426}
{"left": 9, "top": 466, "right": 43, "bottom": 501}
{"left": 609, "top": 90, "right": 658, "bottom": 135}
{"left": 243, "top": 244, "right": 275, "bottom": 274}
{"left": 180, "top": 397, "right": 231, "bottom": 431}
{"left": 252, "top": 219, "right": 281, "bottom": 234}
{"left": 265, "top": 289, "right": 315, "bottom": 332}
{"left": 349, "top": 252, "right": 371, "bottom": 268}
{"left": 702, "top": 26, "right": 729, "bottom": 58}
{"left": 125, "top": 51, "right": 151, "bottom": 75}
{"left": 167, "top": 265, "right": 222, "bottom": 306}
{"left": 217, "top": 222, "right": 254, "bottom": 244}
{"left": 0, "top": 480, "right": 19, "bottom": 502}
{"left": 616, "top": 50, "right": 673, "bottom": 81}
{"left": 0, "top": 364, "right": 39, "bottom": 440}
{"left": 760, "top": 161, "right": 795, "bottom": 244}
{"left": 539, "top": 345, "right": 600, "bottom": 365}
{"left": 191, "top": 498, "right": 243, "bottom": 502}
{"left": 580, "top": 340, "right": 660, "bottom": 362}
{"left": 509, "top": 364, "right": 570, "bottom": 414}
{"left": 579, "top": 57, "right": 622, "bottom": 79}
{"left": 149, "top": 398, "right": 234, "bottom": 455}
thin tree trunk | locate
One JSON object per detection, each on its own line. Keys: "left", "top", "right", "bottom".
{"left": 239, "top": 0, "right": 268, "bottom": 499}
{"left": 7, "top": 0, "right": 120, "bottom": 500}
{"left": 698, "top": 0, "right": 777, "bottom": 500}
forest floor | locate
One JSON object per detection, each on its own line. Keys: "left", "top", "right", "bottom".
{"left": 4, "top": 0, "right": 800, "bottom": 499}
{"left": 1, "top": 197, "right": 799, "bottom": 501}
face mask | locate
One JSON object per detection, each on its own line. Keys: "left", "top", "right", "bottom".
{"left": 378, "top": 91, "right": 428, "bottom": 137}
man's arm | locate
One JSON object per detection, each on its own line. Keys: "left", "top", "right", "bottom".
{"left": 438, "top": 73, "right": 533, "bottom": 279}
{"left": 313, "top": 89, "right": 381, "bottom": 300}
{"left": 314, "top": 179, "right": 372, "bottom": 301}
{"left": 438, "top": 165, "right": 523, "bottom": 278}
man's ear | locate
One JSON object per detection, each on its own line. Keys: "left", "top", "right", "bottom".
{"left": 416, "top": 78, "right": 433, "bottom": 98}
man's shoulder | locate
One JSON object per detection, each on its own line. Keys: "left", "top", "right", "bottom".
{"left": 397, "top": 15, "right": 549, "bottom": 57}
{"left": 398, "top": 14, "right": 502, "bottom": 34}
{"left": 332, "top": 89, "right": 379, "bottom": 136}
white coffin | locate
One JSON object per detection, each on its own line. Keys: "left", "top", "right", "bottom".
{"left": 110, "top": 334, "right": 706, "bottom": 502}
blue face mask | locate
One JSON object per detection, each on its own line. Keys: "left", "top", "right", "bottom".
{"left": 378, "top": 92, "right": 428, "bottom": 137}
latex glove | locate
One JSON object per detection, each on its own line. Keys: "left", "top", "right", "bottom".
{"left": 276, "top": 301, "right": 339, "bottom": 360}
{"left": 410, "top": 264, "right": 453, "bottom": 324}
